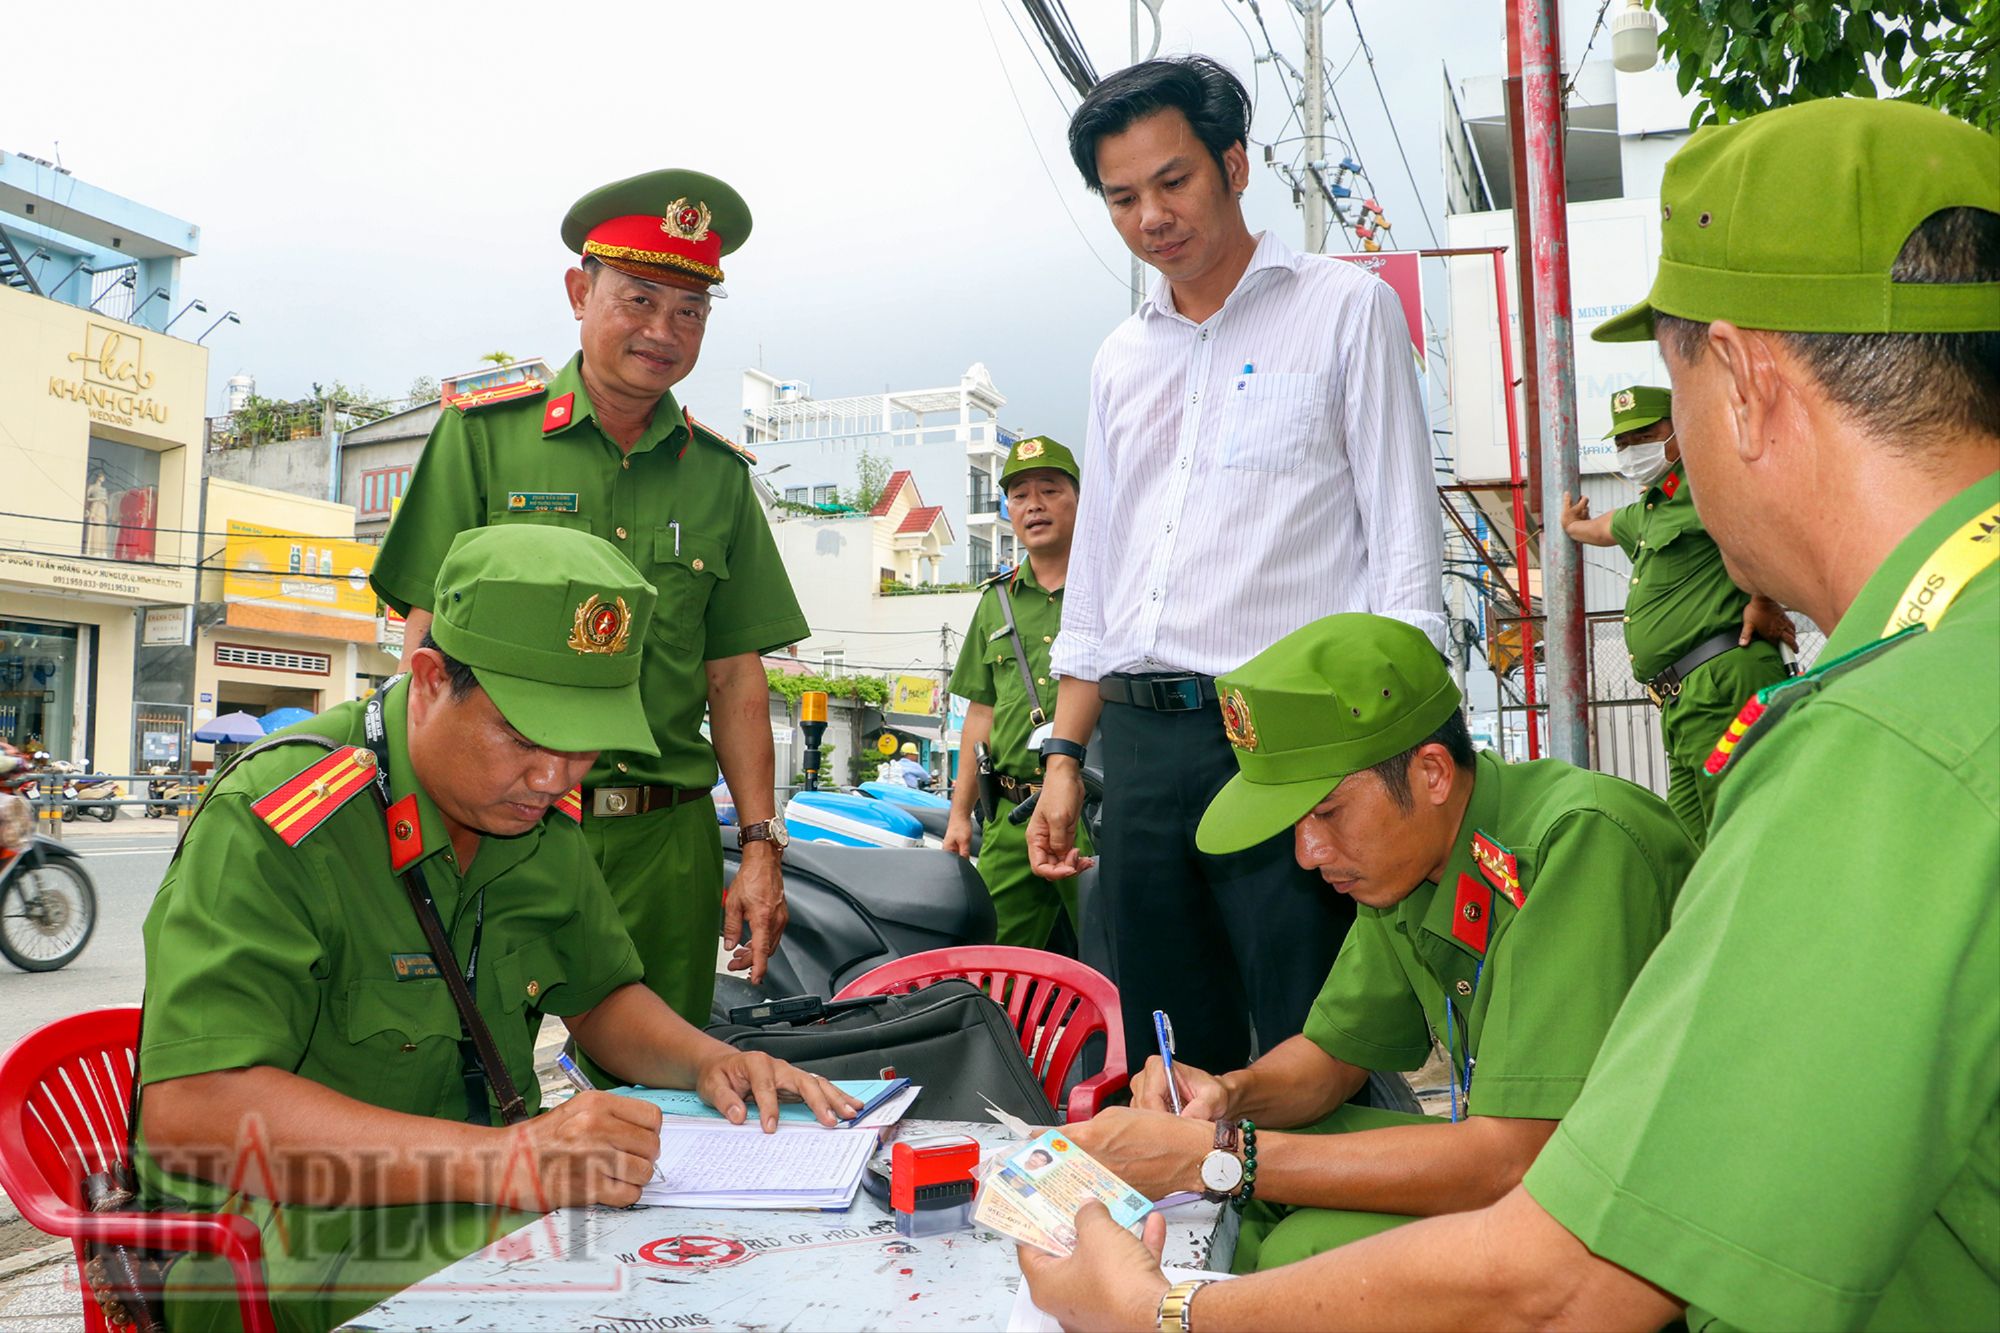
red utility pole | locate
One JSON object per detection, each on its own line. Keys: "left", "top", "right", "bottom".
{"left": 1491, "top": 250, "right": 1540, "bottom": 758}
{"left": 1516, "top": 0, "right": 1590, "bottom": 766}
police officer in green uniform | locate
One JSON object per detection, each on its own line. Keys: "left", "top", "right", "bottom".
{"left": 372, "top": 171, "right": 808, "bottom": 1053}
{"left": 943, "top": 435, "right": 1095, "bottom": 948}
{"left": 1062, "top": 612, "right": 1694, "bottom": 1272}
{"left": 1017, "top": 98, "right": 1998, "bottom": 1333}
{"left": 1559, "top": 384, "right": 1795, "bottom": 842}
{"left": 139, "top": 526, "right": 851, "bottom": 1333}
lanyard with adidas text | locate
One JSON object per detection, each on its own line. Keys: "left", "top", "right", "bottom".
{"left": 364, "top": 684, "right": 506, "bottom": 1126}
{"left": 1879, "top": 502, "right": 2000, "bottom": 638}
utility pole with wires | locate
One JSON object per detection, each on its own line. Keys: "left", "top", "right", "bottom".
{"left": 1128, "top": 0, "right": 1166, "bottom": 310}
{"left": 1299, "top": 1, "right": 1327, "bottom": 252}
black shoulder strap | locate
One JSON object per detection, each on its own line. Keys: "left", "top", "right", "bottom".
{"left": 990, "top": 577, "right": 1047, "bottom": 729}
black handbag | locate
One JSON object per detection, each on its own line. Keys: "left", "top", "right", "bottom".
{"left": 707, "top": 979, "right": 1058, "bottom": 1124}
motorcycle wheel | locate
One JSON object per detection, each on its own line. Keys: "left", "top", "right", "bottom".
{"left": 59, "top": 806, "right": 76, "bottom": 822}
{"left": 95, "top": 805, "right": 116, "bottom": 822}
{"left": 0, "top": 860, "right": 98, "bottom": 971}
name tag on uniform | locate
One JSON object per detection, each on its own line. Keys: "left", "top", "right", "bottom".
{"left": 988, "top": 626, "right": 1013, "bottom": 643}
{"left": 506, "top": 492, "right": 579, "bottom": 513}
{"left": 391, "top": 953, "right": 441, "bottom": 981}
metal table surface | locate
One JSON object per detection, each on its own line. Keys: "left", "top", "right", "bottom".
{"left": 340, "top": 1120, "right": 1236, "bottom": 1332}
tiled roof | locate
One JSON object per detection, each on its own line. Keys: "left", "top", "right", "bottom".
{"left": 896, "top": 504, "right": 945, "bottom": 535}
{"left": 869, "top": 470, "right": 913, "bottom": 517}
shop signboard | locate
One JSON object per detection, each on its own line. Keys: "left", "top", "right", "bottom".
{"left": 221, "top": 520, "right": 379, "bottom": 643}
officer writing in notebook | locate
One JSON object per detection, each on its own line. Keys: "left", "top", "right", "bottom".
{"left": 138, "top": 526, "right": 852, "bottom": 1333}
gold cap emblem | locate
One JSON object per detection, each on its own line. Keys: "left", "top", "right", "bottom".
{"left": 1221, "top": 689, "right": 1259, "bottom": 752}
{"left": 1016, "top": 439, "right": 1045, "bottom": 460}
{"left": 569, "top": 594, "right": 632, "bottom": 655}
{"left": 1612, "top": 389, "right": 1636, "bottom": 413}
{"left": 660, "top": 197, "right": 713, "bottom": 242}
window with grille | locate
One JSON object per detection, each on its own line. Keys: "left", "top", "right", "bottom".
{"left": 357, "top": 466, "right": 413, "bottom": 516}
{"left": 214, "top": 643, "right": 331, "bottom": 674}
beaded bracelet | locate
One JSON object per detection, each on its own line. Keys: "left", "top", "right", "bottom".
{"left": 1232, "top": 1119, "right": 1258, "bottom": 1209}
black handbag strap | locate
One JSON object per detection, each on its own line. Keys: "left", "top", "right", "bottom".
{"left": 990, "top": 577, "right": 1048, "bottom": 729}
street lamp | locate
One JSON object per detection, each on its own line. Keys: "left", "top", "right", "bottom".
{"left": 1611, "top": 0, "right": 1660, "bottom": 72}
{"left": 163, "top": 298, "right": 208, "bottom": 333}
{"left": 129, "top": 286, "right": 170, "bottom": 323}
{"left": 197, "top": 311, "right": 241, "bottom": 344}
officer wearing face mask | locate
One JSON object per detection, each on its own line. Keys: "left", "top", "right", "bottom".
{"left": 1561, "top": 386, "right": 1795, "bottom": 844}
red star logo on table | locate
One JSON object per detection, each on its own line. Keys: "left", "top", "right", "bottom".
{"left": 637, "top": 1235, "right": 752, "bottom": 1268}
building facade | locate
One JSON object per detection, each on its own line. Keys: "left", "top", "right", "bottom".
{"left": 0, "top": 157, "right": 207, "bottom": 774}
{"left": 741, "top": 363, "right": 1020, "bottom": 582}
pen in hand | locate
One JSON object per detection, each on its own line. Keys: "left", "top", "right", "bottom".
{"left": 1153, "top": 1010, "right": 1186, "bottom": 1115}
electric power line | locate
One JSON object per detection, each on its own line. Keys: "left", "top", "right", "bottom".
{"left": 1338, "top": 0, "right": 1444, "bottom": 248}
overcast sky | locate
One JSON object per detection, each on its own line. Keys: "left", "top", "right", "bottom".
{"left": 6, "top": 0, "right": 1608, "bottom": 441}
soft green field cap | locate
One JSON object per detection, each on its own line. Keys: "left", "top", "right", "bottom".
{"left": 1197, "top": 614, "right": 1461, "bottom": 855}
{"left": 1596, "top": 98, "right": 2000, "bottom": 342}
{"left": 1000, "top": 435, "right": 1080, "bottom": 488}
{"left": 1604, "top": 385, "right": 1672, "bottom": 439}
{"left": 428, "top": 526, "right": 659, "bottom": 755}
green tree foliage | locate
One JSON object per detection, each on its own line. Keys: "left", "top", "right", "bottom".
{"left": 1656, "top": 0, "right": 1997, "bottom": 130}
{"left": 479, "top": 350, "right": 516, "bottom": 367}
{"left": 763, "top": 669, "right": 891, "bottom": 708}
{"left": 845, "top": 448, "right": 893, "bottom": 514}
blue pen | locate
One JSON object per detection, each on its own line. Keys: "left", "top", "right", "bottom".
{"left": 1152, "top": 1010, "right": 1185, "bottom": 1115}
{"left": 555, "top": 1049, "right": 593, "bottom": 1094}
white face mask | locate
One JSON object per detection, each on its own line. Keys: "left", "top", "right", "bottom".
{"left": 1616, "top": 431, "right": 1675, "bottom": 486}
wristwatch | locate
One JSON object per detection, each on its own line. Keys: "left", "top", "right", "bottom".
{"left": 739, "top": 816, "right": 790, "bottom": 854}
{"left": 1039, "top": 737, "right": 1087, "bottom": 766}
{"left": 1198, "top": 1119, "right": 1244, "bottom": 1203}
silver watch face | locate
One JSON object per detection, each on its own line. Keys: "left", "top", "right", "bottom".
{"left": 1199, "top": 1149, "right": 1243, "bottom": 1193}
{"left": 768, "top": 816, "right": 789, "bottom": 849}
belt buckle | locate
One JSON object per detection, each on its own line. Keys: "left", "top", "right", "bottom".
{"left": 592, "top": 786, "right": 639, "bottom": 817}
{"left": 1643, "top": 681, "right": 1676, "bottom": 708}
{"left": 1151, "top": 678, "right": 1201, "bottom": 712}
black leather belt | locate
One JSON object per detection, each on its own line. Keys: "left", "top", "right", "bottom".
{"left": 1644, "top": 630, "right": 1742, "bottom": 707}
{"left": 1098, "top": 673, "right": 1219, "bottom": 712}
{"left": 994, "top": 772, "right": 1040, "bottom": 804}
{"left": 585, "top": 784, "right": 708, "bottom": 817}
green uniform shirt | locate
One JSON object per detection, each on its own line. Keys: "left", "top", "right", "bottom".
{"left": 371, "top": 354, "right": 809, "bottom": 788}
{"left": 1609, "top": 462, "right": 1750, "bottom": 680}
{"left": 948, "top": 565, "right": 1065, "bottom": 780}
{"left": 1526, "top": 474, "right": 2000, "bottom": 1332}
{"left": 1302, "top": 750, "right": 1694, "bottom": 1121}
{"left": 135, "top": 680, "right": 643, "bottom": 1207}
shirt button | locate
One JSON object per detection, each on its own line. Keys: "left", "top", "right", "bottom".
{"left": 616, "top": 526, "right": 628, "bottom": 539}
{"left": 622, "top": 458, "right": 631, "bottom": 470}
{"left": 526, "top": 979, "right": 541, "bottom": 999}
{"left": 1455, "top": 979, "right": 1473, "bottom": 997}
{"left": 400, "top": 1043, "right": 417, "bottom": 1053}
{"left": 1199, "top": 329, "right": 1209, "bottom": 341}
{"left": 1037, "top": 676, "right": 1047, "bottom": 685}
{"left": 617, "top": 762, "right": 629, "bottom": 773}
{"left": 1645, "top": 502, "right": 1654, "bottom": 510}
{"left": 1190, "top": 392, "right": 1200, "bottom": 404}
{"left": 1042, "top": 635, "right": 1052, "bottom": 644}
{"left": 1631, "top": 577, "right": 1639, "bottom": 585}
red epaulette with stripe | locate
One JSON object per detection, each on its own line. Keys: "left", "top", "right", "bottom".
{"left": 555, "top": 788, "right": 583, "bottom": 823}
{"left": 447, "top": 380, "right": 549, "bottom": 414}
{"left": 1470, "top": 831, "right": 1524, "bottom": 908}
{"left": 1704, "top": 698, "right": 1768, "bottom": 775}
{"left": 1452, "top": 873, "right": 1492, "bottom": 954}
{"left": 251, "top": 747, "right": 377, "bottom": 846}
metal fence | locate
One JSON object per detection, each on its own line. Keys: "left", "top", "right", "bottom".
{"left": 1502, "top": 613, "right": 1827, "bottom": 796}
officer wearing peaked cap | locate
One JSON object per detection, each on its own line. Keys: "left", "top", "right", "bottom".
{"left": 141, "top": 526, "right": 853, "bottom": 1332}
{"left": 944, "top": 435, "right": 1095, "bottom": 949}
{"left": 373, "top": 171, "right": 809, "bottom": 1062}
{"left": 1560, "top": 382, "right": 1796, "bottom": 843}
{"left": 1056, "top": 613, "right": 1694, "bottom": 1273}
{"left": 1016, "top": 97, "right": 2000, "bottom": 1333}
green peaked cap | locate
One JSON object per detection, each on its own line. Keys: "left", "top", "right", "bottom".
{"left": 429, "top": 525, "right": 660, "bottom": 755}
{"left": 1595, "top": 98, "right": 2000, "bottom": 343}
{"left": 1604, "top": 384, "right": 1671, "bottom": 439}
{"left": 1197, "top": 613, "right": 1461, "bottom": 855}
{"left": 999, "top": 435, "right": 1079, "bottom": 487}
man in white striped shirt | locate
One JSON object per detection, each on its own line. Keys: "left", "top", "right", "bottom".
{"left": 1027, "top": 56, "right": 1443, "bottom": 1075}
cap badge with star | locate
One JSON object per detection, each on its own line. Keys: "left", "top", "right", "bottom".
{"left": 1612, "top": 389, "right": 1635, "bottom": 413}
{"left": 1017, "top": 438, "right": 1045, "bottom": 460}
{"left": 1221, "top": 689, "right": 1260, "bottom": 751}
{"left": 561, "top": 169, "right": 752, "bottom": 293}
{"left": 569, "top": 594, "right": 632, "bottom": 656}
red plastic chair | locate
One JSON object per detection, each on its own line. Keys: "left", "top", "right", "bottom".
{"left": 834, "top": 946, "right": 1128, "bottom": 1123}
{"left": 0, "top": 1006, "right": 273, "bottom": 1333}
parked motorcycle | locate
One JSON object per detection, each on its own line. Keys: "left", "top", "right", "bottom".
{"left": 145, "top": 766, "right": 201, "bottom": 819}
{"left": 57, "top": 762, "right": 121, "bottom": 823}
{"left": 0, "top": 747, "right": 98, "bottom": 971}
